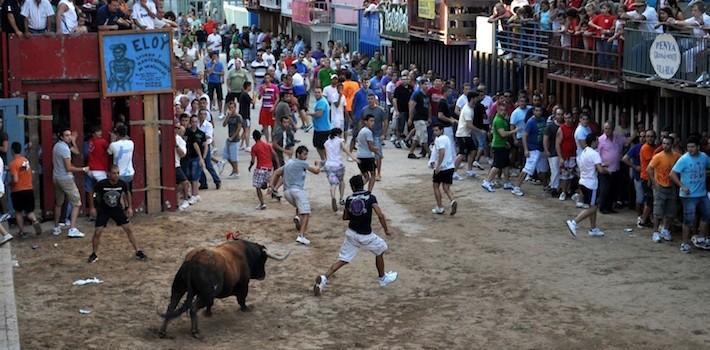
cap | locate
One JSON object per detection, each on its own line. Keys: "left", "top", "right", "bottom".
{"left": 633, "top": 0, "right": 646, "bottom": 6}
{"left": 477, "top": 84, "right": 487, "bottom": 92}
{"left": 330, "top": 74, "right": 339, "bottom": 80}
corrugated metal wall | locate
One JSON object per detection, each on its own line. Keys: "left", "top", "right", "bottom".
{"left": 330, "top": 24, "right": 359, "bottom": 54}
{"left": 472, "top": 51, "right": 524, "bottom": 94}
{"left": 393, "top": 40, "right": 475, "bottom": 88}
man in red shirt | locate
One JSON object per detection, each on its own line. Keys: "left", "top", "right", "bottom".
{"left": 203, "top": 17, "right": 216, "bottom": 35}
{"left": 86, "top": 126, "right": 110, "bottom": 220}
{"left": 249, "top": 130, "right": 277, "bottom": 210}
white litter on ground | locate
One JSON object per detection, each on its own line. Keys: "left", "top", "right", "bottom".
{"left": 79, "top": 309, "right": 92, "bottom": 314}
{"left": 73, "top": 277, "right": 103, "bottom": 286}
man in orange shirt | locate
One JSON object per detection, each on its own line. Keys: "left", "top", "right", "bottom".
{"left": 8, "top": 142, "right": 42, "bottom": 237}
{"left": 638, "top": 130, "right": 656, "bottom": 228}
{"left": 341, "top": 71, "right": 360, "bottom": 137}
{"left": 647, "top": 135, "right": 681, "bottom": 243}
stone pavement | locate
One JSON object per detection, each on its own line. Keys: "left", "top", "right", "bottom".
{"left": 0, "top": 243, "right": 20, "bottom": 350}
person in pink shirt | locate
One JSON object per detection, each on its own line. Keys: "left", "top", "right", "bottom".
{"left": 258, "top": 73, "right": 280, "bottom": 142}
{"left": 597, "top": 121, "right": 626, "bottom": 214}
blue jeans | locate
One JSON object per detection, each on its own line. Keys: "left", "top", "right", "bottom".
{"left": 199, "top": 145, "right": 221, "bottom": 187}
{"left": 187, "top": 157, "right": 203, "bottom": 182}
{"left": 681, "top": 196, "right": 710, "bottom": 225}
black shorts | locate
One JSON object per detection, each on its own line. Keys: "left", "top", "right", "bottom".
{"left": 642, "top": 180, "right": 654, "bottom": 206}
{"left": 95, "top": 208, "right": 130, "bottom": 227}
{"left": 357, "top": 157, "right": 376, "bottom": 173}
{"left": 580, "top": 184, "right": 598, "bottom": 206}
{"left": 313, "top": 130, "right": 330, "bottom": 150}
{"left": 456, "top": 137, "right": 476, "bottom": 155}
{"left": 208, "top": 82, "right": 223, "bottom": 101}
{"left": 492, "top": 147, "right": 510, "bottom": 169}
{"left": 297, "top": 94, "right": 308, "bottom": 111}
{"left": 176, "top": 166, "right": 188, "bottom": 183}
{"left": 225, "top": 92, "right": 241, "bottom": 104}
{"left": 433, "top": 168, "right": 455, "bottom": 184}
{"left": 11, "top": 190, "right": 34, "bottom": 214}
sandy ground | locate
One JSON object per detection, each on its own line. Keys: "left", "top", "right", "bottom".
{"left": 11, "top": 124, "right": 710, "bottom": 349}
{"left": 10, "top": 71, "right": 710, "bottom": 348}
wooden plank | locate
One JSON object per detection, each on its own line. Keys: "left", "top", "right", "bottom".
{"left": 159, "top": 94, "right": 177, "bottom": 211}
{"left": 142, "top": 95, "right": 161, "bottom": 213}
{"left": 100, "top": 98, "right": 112, "bottom": 138}
{"left": 128, "top": 96, "right": 145, "bottom": 211}
{"left": 26, "top": 93, "right": 42, "bottom": 219}
{"left": 68, "top": 98, "right": 84, "bottom": 214}
{"left": 39, "top": 98, "right": 54, "bottom": 216}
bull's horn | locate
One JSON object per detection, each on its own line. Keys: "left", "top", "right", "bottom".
{"left": 265, "top": 248, "right": 290, "bottom": 261}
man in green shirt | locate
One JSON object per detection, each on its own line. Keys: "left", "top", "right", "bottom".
{"left": 226, "top": 60, "right": 250, "bottom": 114}
{"left": 317, "top": 58, "right": 334, "bottom": 89}
{"left": 481, "top": 103, "right": 518, "bottom": 192}
{"left": 367, "top": 50, "right": 385, "bottom": 72}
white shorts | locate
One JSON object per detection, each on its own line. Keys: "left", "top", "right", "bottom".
{"left": 284, "top": 188, "right": 311, "bottom": 214}
{"left": 522, "top": 150, "right": 549, "bottom": 175}
{"left": 414, "top": 120, "right": 428, "bottom": 144}
{"left": 337, "top": 228, "right": 388, "bottom": 263}
{"left": 89, "top": 170, "right": 107, "bottom": 181}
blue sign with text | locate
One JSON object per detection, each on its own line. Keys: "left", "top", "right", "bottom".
{"left": 100, "top": 30, "right": 174, "bottom": 96}
{"left": 359, "top": 11, "right": 380, "bottom": 47}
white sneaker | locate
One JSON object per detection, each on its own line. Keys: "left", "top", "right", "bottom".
{"left": 452, "top": 172, "right": 463, "bottom": 181}
{"left": 503, "top": 182, "right": 514, "bottom": 190}
{"left": 218, "top": 114, "right": 225, "bottom": 120}
{"left": 473, "top": 161, "right": 484, "bottom": 170}
{"left": 178, "top": 200, "right": 190, "bottom": 211}
{"left": 431, "top": 207, "right": 445, "bottom": 214}
{"left": 511, "top": 186, "right": 524, "bottom": 196}
{"left": 566, "top": 219, "right": 577, "bottom": 238}
{"left": 217, "top": 160, "right": 227, "bottom": 175}
{"left": 67, "top": 228, "right": 85, "bottom": 238}
{"left": 228, "top": 172, "right": 240, "bottom": 179}
{"left": 652, "top": 232, "right": 662, "bottom": 243}
{"left": 660, "top": 229, "right": 672, "bottom": 241}
{"left": 571, "top": 193, "right": 580, "bottom": 202}
{"left": 588, "top": 227, "right": 605, "bottom": 237}
{"left": 52, "top": 226, "right": 62, "bottom": 236}
{"left": 389, "top": 135, "right": 396, "bottom": 143}
{"left": 558, "top": 192, "right": 567, "bottom": 201}
{"left": 0, "top": 233, "right": 13, "bottom": 246}
{"left": 481, "top": 180, "right": 495, "bottom": 192}
{"left": 0, "top": 212, "right": 11, "bottom": 223}
{"left": 296, "top": 235, "right": 311, "bottom": 245}
{"left": 188, "top": 195, "right": 200, "bottom": 205}
{"left": 378, "top": 271, "right": 398, "bottom": 287}
{"left": 465, "top": 170, "right": 477, "bottom": 178}
{"left": 636, "top": 216, "right": 644, "bottom": 228}
{"left": 256, "top": 204, "right": 267, "bottom": 210}
{"left": 680, "top": 243, "right": 691, "bottom": 254}
{"left": 575, "top": 201, "right": 584, "bottom": 208}
{"left": 313, "top": 275, "right": 328, "bottom": 296}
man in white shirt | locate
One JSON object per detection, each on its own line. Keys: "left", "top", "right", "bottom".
{"left": 131, "top": 0, "right": 163, "bottom": 30}
{"left": 262, "top": 47, "right": 276, "bottom": 67}
{"left": 621, "top": 0, "right": 662, "bottom": 33}
{"left": 207, "top": 31, "right": 222, "bottom": 53}
{"left": 453, "top": 92, "right": 482, "bottom": 180}
{"left": 21, "top": 0, "right": 54, "bottom": 33}
{"left": 174, "top": 125, "right": 191, "bottom": 211}
{"left": 566, "top": 133, "right": 610, "bottom": 238}
{"left": 429, "top": 123, "right": 458, "bottom": 215}
{"left": 454, "top": 83, "right": 472, "bottom": 116}
{"left": 197, "top": 109, "right": 222, "bottom": 190}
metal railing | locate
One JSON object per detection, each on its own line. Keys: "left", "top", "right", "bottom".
{"left": 547, "top": 33, "right": 623, "bottom": 85}
{"left": 623, "top": 28, "right": 710, "bottom": 86}
{"left": 293, "top": 0, "right": 332, "bottom": 25}
{"left": 494, "top": 21, "right": 552, "bottom": 60}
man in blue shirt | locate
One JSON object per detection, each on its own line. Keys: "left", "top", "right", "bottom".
{"left": 95, "top": 0, "right": 130, "bottom": 28}
{"left": 348, "top": 83, "right": 369, "bottom": 155}
{"left": 369, "top": 69, "right": 385, "bottom": 105}
{"left": 205, "top": 51, "right": 225, "bottom": 119}
{"left": 309, "top": 87, "right": 332, "bottom": 161}
{"left": 670, "top": 136, "right": 710, "bottom": 253}
{"left": 511, "top": 105, "right": 549, "bottom": 196}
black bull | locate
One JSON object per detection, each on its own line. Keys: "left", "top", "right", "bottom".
{"left": 158, "top": 239, "right": 285, "bottom": 338}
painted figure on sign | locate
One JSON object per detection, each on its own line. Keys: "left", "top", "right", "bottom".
{"left": 107, "top": 43, "right": 135, "bottom": 92}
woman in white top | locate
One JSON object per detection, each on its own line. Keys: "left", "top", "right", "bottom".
{"left": 55, "top": 0, "right": 78, "bottom": 34}
{"left": 323, "top": 128, "right": 358, "bottom": 211}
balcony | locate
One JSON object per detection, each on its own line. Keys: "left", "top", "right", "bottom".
{"left": 292, "top": 0, "right": 332, "bottom": 26}
{"left": 260, "top": 0, "right": 281, "bottom": 10}
{"left": 407, "top": 0, "right": 488, "bottom": 45}
{"left": 622, "top": 28, "right": 710, "bottom": 95}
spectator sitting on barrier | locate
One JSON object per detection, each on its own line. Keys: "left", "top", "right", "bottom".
{"left": 96, "top": 0, "right": 132, "bottom": 30}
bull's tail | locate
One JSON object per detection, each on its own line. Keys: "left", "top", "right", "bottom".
{"left": 160, "top": 262, "right": 196, "bottom": 321}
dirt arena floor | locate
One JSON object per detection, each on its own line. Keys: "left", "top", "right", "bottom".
{"left": 11, "top": 137, "right": 710, "bottom": 349}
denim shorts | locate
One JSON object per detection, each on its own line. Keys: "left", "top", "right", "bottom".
{"left": 188, "top": 157, "right": 203, "bottom": 182}
{"left": 681, "top": 196, "right": 710, "bottom": 225}
{"left": 472, "top": 129, "right": 488, "bottom": 151}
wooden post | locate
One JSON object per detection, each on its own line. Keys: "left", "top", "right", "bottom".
{"left": 100, "top": 98, "right": 112, "bottom": 138}
{"left": 128, "top": 96, "right": 145, "bottom": 211}
{"left": 39, "top": 97, "right": 54, "bottom": 217}
{"left": 159, "top": 94, "right": 177, "bottom": 211}
{"left": 69, "top": 97, "right": 84, "bottom": 214}
{"left": 143, "top": 95, "right": 161, "bottom": 214}
{"left": 25, "top": 93, "right": 42, "bottom": 219}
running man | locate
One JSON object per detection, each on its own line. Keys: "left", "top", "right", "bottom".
{"left": 356, "top": 114, "right": 381, "bottom": 192}
{"left": 313, "top": 175, "right": 397, "bottom": 296}
{"left": 88, "top": 165, "right": 146, "bottom": 263}
{"left": 249, "top": 130, "right": 276, "bottom": 210}
{"left": 566, "top": 133, "right": 610, "bottom": 238}
{"left": 8, "top": 142, "right": 42, "bottom": 236}
{"left": 429, "top": 124, "right": 457, "bottom": 215}
{"left": 324, "top": 128, "right": 359, "bottom": 211}
{"left": 270, "top": 146, "right": 321, "bottom": 245}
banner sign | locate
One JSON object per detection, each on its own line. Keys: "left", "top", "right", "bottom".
{"left": 380, "top": 3, "right": 409, "bottom": 40}
{"left": 419, "top": 0, "right": 435, "bottom": 20}
{"left": 292, "top": 0, "right": 310, "bottom": 24}
{"left": 99, "top": 29, "right": 175, "bottom": 97}
{"left": 649, "top": 33, "right": 681, "bottom": 80}
{"left": 281, "top": 0, "right": 293, "bottom": 16}
{"left": 359, "top": 10, "right": 381, "bottom": 46}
